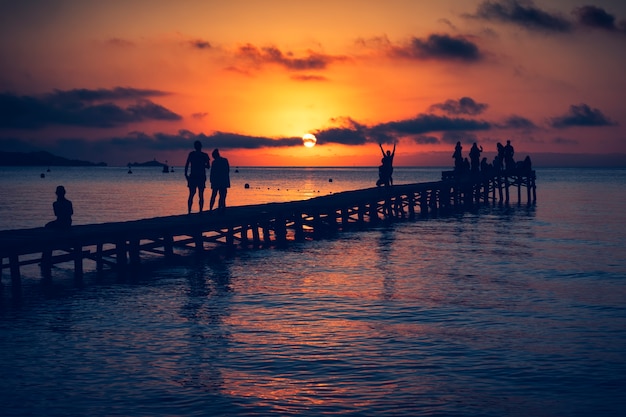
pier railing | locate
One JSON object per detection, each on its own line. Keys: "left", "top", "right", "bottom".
{"left": 1, "top": 169, "right": 535, "bottom": 299}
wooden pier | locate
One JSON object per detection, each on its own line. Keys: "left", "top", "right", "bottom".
{"left": 1, "top": 169, "right": 535, "bottom": 299}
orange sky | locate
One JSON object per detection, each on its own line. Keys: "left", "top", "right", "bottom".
{"left": 1, "top": 0, "right": 625, "bottom": 166}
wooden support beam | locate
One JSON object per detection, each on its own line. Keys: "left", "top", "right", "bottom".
{"left": 10, "top": 253, "right": 21, "bottom": 299}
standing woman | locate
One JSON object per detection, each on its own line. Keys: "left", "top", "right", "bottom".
{"left": 209, "top": 148, "right": 230, "bottom": 212}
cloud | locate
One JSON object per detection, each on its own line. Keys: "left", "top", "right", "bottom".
{"left": 0, "top": 88, "right": 180, "bottom": 129}
{"left": 191, "top": 112, "right": 208, "bottom": 120}
{"left": 498, "top": 115, "right": 537, "bottom": 129}
{"left": 572, "top": 5, "right": 626, "bottom": 32}
{"left": 394, "top": 34, "right": 483, "bottom": 62}
{"left": 290, "top": 74, "right": 328, "bottom": 82}
{"left": 106, "top": 38, "right": 135, "bottom": 47}
{"left": 429, "top": 97, "right": 489, "bottom": 115}
{"left": 379, "top": 114, "right": 491, "bottom": 135}
{"left": 236, "top": 44, "right": 345, "bottom": 71}
{"left": 550, "top": 104, "right": 616, "bottom": 128}
{"left": 189, "top": 39, "right": 212, "bottom": 49}
{"left": 412, "top": 135, "right": 440, "bottom": 145}
{"left": 471, "top": 0, "right": 572, "bottom": 33}
{"left": 441, "top": 131, "right": 479, "bottom": 144}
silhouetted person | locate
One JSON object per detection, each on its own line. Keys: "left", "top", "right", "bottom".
{"left": 209, "top": 148, "right": 230, "bottom": 212}
{"left": 452, "top": 141, "right": 463, "bottom": 173}
{"left": 504, "top": 140, "right": 515, "bottom": 171}
{"left": 469, "top": 142, "right": 483, "bottom": 174}
{"left": 378, "top": 143, "right": 396, "bottom": 186}
{"left": 45, "top": 185, "right": 73, "bottom": 229}
{"left": 463, "top": 157, "right": 470, "bottom": 174}
{"left": 185, "top": 140, "right": 210, "bottom": 213}
{"left": 480, "top": 157, "right": 491, "bottom": 174}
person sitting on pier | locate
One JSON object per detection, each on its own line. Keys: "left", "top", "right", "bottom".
{"left": 377, "top": 143, "right": 396, "bottom": 186}
{"left": 503, "top": 140, "right": 515, "bottom": 172}
{"left": 185, "top": 140, "right": 210, "bottom": 213}
{"left": 45, "top": 185, "right": 73, "bottom": 229}
{"left": 209, "top": 148, "right": 230, "bottom": 212}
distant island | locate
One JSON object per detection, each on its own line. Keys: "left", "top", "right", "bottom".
{"left": 129, "top": 159, "right": 168, "bottom": 167}
{"left": 0, "top": 151, "right": 107, "bottom": 167}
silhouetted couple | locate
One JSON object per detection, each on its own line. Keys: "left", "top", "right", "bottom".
{"left": 376, "top": 143, "right": 396, "bottom": 187}
{"left": 45, "top": 185, "right": 73, "bottom": 229}
{"left": 185, "top": 141, "right": 230, "bottom": 213}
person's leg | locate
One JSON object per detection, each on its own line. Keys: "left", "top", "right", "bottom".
{"left": 198, "top": 187, "right": 205, "bottom": 211}
{"left": 210, "top": 188, "right": 218, "bottom": 211}
{"left": 218, "top": 188, "right": 227, "bottom": 209}
{"left": 187, "top": 187, "right": 196, "bottom": 213}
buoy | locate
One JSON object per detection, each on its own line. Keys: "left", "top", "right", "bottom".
{"left": 244, "top": 183, "right": 250, "bottom": 189}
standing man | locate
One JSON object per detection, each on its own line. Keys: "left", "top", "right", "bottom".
{"left": 184, "top": 140, "right": 210, "bottom": 213}
{"left": 209, "top": 148, "right": 230, "bottom": 212}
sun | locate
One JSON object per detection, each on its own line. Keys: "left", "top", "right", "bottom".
{"left": 302, "top": 133, "right": 317, "bottom": 148}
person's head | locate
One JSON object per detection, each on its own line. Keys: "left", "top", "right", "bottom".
{"left": 212, "top": 148, "right": 220, "bottom": 158}
{"left": 386, "top": 150, "right": 391, "bottom": 156}
{"left": 194, "top": 140, "right": 202, "bottom": 151}
{"left": 55, "top": 185, "right": 66, "bottom": 197}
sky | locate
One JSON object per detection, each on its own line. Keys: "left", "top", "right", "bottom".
{"left": 1, "top": 0, "right": 625, "bottom": 167}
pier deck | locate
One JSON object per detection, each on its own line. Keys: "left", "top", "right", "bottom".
{"left": 1, "top": 170, "right": 535, "bottom": 299}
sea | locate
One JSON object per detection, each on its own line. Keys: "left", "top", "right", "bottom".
{"left": 1, "top": 166, "right": 625, "bottom": 417}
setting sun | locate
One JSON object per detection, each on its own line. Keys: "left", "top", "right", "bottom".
{"left": 302, "top": 133, "right": 317, "bottom": 148}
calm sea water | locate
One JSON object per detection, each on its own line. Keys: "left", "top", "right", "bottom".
{"left": 1, "top": 166, "right": 625, "bottom": 416}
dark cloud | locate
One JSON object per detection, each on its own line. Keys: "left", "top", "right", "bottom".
{"left": 0, "top": 88, "right": 180, "bottom": 129}
{"left": 106, "top": 38, "right": 135, "bottom": 47}
{"left": 191, "top": 112, "right": 208, "bottom": 120}
{"left": 397, "top": 34, "right": 483, "bottom": 62}
{"left": 189, "top": 39, "right": 211, "bottom": 49}
{"left": 236, "top": 44, "right": 344, "bottom": 71}
{"left": 572, "top": 5, "right": 623, "bottom": 32}
{"left": 498, "top": 115, "right": 537, "bottom": 129}
{"left": 550, "top": 104, "right": 616, "bottom": 128}
{"left": 429, "top": 97, "right": 489, "bottom": 115}
{"left": 290, "top": 74, "right": 328, "bottom": 82}
{"left": 472, "top": 0, "right": 572, "bottom": 33}
{"left": 441, "top": 131, "right": 479, "bottom": 145}
{"left": 412, "top": 135, "right": 440, "bottom": 145}
{"left": 380, "top": 114, "right": 491, "bottom": 135}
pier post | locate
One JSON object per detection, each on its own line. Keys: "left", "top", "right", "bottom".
{"left": 129, "top": 239, "right": 140, "bottom": 276}
{"left": 73, "top": 245, "right": 84, "bottom": 285}
{"left": 96, "top": 243, "right": 104, "bottom": 278}
{"left": 115, "top": 239, "right": 128, "bottom": 280}
{"left": 294, "top": 214, "right": 305, "bottom": 241}
{"left": 10, "top": 253, "right": 21, "bottom": 299}
{"left": 252, "top": 225, "right": 261, "bottom": 246}
{"left": 275, "top": 215, "right": 287, "bottom": 245}
{"left": 419, "top": 191, "right": 428, "bottom": 217}
{"left": 369, "top": 201, "right": 379, "bottom": 224}
{"left": 240, "top": 224, "right": 249, "bottom": 246}
{"left": 193, "top": 232, "right": 204, "bottom": 252}
{"left": 41, "top": 250, "right": 52, "bottom": 280}
{"left": 164, "top": 235, "right": 174, "bottom": 257}
{"left": 407, "top": 193, "right": 415, "bottom": 219}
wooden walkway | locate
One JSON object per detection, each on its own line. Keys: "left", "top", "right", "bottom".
{"left": 1, "top": 169, "right": 536, "bottom": 299}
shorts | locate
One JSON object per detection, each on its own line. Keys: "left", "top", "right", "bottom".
{"left": 187, "top": 176, "right": 206, "bottom": 190}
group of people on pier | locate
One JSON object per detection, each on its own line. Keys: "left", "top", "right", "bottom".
{"left": 44, "top": 141, "right": 230, "bottom": 228}
{"left": 452, "top": 140, "right": 531, "bottom": 178}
